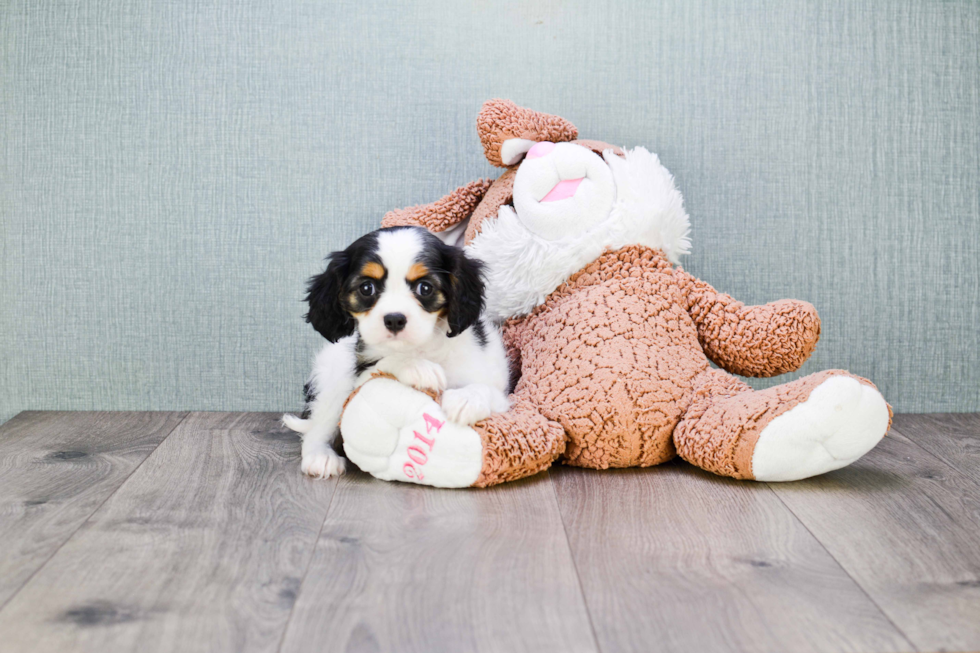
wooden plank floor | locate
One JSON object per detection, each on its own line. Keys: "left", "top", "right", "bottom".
{"left": 0, "top": 412, "right": 977, "bottom": 653}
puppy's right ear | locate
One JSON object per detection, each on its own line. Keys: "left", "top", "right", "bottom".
{"left": 304, "top": 251, "right": 355, "bottom": 342}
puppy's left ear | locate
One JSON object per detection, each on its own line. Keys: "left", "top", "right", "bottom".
{"left": 446, "top": 249, "right": 485, "bottom": 338}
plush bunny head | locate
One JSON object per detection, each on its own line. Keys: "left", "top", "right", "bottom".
{"left": 383, "top": 100, "right": 691, "bottom": 320}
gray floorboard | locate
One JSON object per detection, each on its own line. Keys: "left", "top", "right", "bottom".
{"left": 893, "top": 413, "right": 980, "bottom": 482}
{"left": 552, "top": 463, "right": 913, "bottom": 653}
{"left": 769, "top": 427, "right": 980, "bottom": 652}
{"left": 0, "top": 412, "right": 335, "bottom": 653}
{"left": 279, "top": 470, "right": 598, "bottom": 653}
{"left": 1, "top": 412, "right": 978, "bottom": 653}
{"left": 0, "top": 411, "right": 187, "bottom": 609}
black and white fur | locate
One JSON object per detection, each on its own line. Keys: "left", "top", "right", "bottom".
{"left": 283, "top": 226, "right": 511, "bottom": 478}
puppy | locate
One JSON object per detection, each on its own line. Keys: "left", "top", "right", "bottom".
{"left": 283, "top": 226, "right": 511, "bottom": 478}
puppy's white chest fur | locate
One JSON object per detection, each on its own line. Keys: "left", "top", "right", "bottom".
{"left": 358, "top": 319, "right": 509, "bottom": 393}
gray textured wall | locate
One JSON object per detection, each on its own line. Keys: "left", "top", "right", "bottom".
{"left": 2, "top": 0, "right": 978, "bottom": 424}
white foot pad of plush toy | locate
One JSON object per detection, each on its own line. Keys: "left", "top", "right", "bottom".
{"left": 752, "top": 375, "right": 889, "bottom": 482}
{"left": 341, "top": 378, "right": 483, "bottom": 488}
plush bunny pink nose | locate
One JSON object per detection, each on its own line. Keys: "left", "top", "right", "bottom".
{"left": 525, "top": 141, "right": 555, "bottom": 159}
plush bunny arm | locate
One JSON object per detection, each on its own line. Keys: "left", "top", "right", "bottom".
{"left": 381, "top": 178, "right": 493, "bottom": 234}
{"left": 674, "top": 268, "right": 821, "bottom": 378}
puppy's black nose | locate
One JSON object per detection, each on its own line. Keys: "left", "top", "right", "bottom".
{"left": 383, "top": 313, "right": 407, "bottom": 334}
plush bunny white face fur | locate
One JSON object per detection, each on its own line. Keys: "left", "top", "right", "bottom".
{"left": 512, "top": 141, "right": 616, "bottom": 241}
{"left": 467, "top": 145, "right": 692, "bottom": 321}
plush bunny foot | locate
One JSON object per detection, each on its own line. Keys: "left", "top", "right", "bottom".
{"left": 340, "top": 377, "right": 484, "bottom": 488}
{"left": 751, "top": 375, "right": 890, "bottom": 481}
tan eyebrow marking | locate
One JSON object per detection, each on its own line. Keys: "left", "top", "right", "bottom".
{"left": 407, "top": 262, "right": 429, "bottom": 282}
{"left": 361, "top": 262, "right": 385, "bottom": 279}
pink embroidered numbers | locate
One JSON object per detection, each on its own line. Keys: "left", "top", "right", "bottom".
{"left": 402, "top": 413, "right": 444, "bottom": 480}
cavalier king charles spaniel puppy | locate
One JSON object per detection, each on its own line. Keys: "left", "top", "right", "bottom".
{"left": 283, "top": 226, "right": 510, "bottom": 478}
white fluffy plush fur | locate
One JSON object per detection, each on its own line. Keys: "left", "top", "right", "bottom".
{"left": 468, "top": 146, "right": 692, "bottom": 320}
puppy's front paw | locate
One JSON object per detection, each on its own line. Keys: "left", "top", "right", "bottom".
{"left": 301, "top": 447, "right": 347, "bottom": 479}
{"left": 442, "top": 388, "right": 491, "bottom": 425}
{"left": 442, "top": 385, "right": 509, "bottom": 425}
{"left": 395, "top": 359, "right": 447, "bottom": 393}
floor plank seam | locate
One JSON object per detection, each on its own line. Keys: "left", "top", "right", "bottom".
{"left": 274, "top": 474, "right": 342, "bottom": 653}
{"left": 762, "top": 482, "right": 920, "bottom": 653}
{"left": 0, "top": 411, "right": 192, "bottom": 615}
{"left": 890, "top": 423, "right": 975, "bottom": 485}
{"left": 549, "top": 470, "right": 603, "bottom": 653}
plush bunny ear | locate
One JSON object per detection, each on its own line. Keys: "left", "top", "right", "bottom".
{"left": 381, "top": 178, "right": 493, "bottom": 246}
{"left": 478, "top": 99, "right": 578, "bottom": 167}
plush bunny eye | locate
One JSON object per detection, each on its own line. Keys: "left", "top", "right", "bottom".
{"left": 357, "top": 280, "right": 376, "bottom": 297}
{"left": 414, "top": 281, "right": 434, "bottom": 297}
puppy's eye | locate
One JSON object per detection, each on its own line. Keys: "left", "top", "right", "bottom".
{"left": 357, "top": 281, "right": 376, "bottom": 297}
{"left": 415, "top": 281, "right": 434, "bottom": 297}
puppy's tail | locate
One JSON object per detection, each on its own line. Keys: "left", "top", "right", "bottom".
{"left": 282, "top": 413, "right": 311, "bottom": 434}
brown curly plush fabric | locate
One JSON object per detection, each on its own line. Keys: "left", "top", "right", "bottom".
{"left": 673, "top": 267, "right": 822, "bottom": 377}
{"left": 673, "top": 369, "right": 892, "bottom": 478}
{"left": 466, "top": 245, "right": 887, "bottom": 483}
{"left": 382, "top": 178, "right": 493, "bottom": 234}
{"left": 473, "top": 396, "right": 567, "bottom": 487}
{"left": 493, "top": 246, "right": 707, "bottom": 469}
{"left": 376, "top": 106, "right": 622, "bottom": 245}
{"left": 346, "top": 99, "right": 891, "bottom": 488}
{"left": 477, "top": 99, "right": 578, "bottom": 167}
{"left": 464, "top": 168, "right": 516, "bottom": 245}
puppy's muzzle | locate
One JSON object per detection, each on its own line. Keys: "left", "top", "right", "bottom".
{"left": 383, "top": 312, "right": 407, "bottom": 334}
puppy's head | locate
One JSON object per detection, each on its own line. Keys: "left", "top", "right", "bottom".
{"left": 305, "top": 226, "right": 485, "bottom": 349}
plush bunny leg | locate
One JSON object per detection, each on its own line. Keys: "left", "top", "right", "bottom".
{"left": 340, "top": 378, "right": 566, "bottom": 488}
{"left": 674, "top": 369, "right": 891, "bottom": 481}
{"left": 469, "top": 393, "right": 567, "bottom": 487}
{"left": 340, "top": 377, "right": 484, "bottom": 488}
